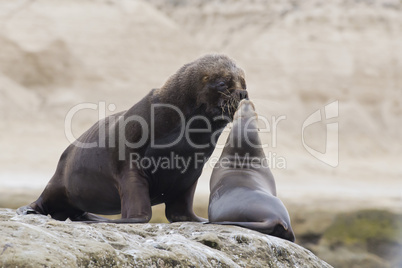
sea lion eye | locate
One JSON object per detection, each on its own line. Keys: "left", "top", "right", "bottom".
{"left": 218, "top": 81, "right": 226, "bottom": 90}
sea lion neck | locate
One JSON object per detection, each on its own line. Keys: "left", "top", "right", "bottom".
{"left": 221, "top": 100, "right": 265, "bottom": 158}
{"left": 156, "top": 78, "right": 198, "bottom": 118}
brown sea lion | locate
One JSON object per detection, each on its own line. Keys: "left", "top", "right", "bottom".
{"left": 208, "top": 99, "right": 295, "bottom": 242}
{"left": 17, "top": 54, "right": 248, "bottom": 223}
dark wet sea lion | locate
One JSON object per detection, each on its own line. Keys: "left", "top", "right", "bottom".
{"left": 17, "top": 54, "right": 248, "bottom": 223}
{"left": 208, "top": 100, "right": 295, "bottom": 242}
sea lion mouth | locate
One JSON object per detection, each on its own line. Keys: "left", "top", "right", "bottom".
{"left": 218, "top": 89, "right": 248, "bottom": 118}
{"left": 218, "top": 97, "right": 239, "bottom": 118}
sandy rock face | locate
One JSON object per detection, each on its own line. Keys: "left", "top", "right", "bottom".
{"left": 0, "top": 209, "right": 332, "bottom": 267}
{"left": 0, "top": 0, "right": 199, "bottom": 89}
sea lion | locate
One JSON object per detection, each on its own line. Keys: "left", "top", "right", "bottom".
{"left": 208, "top": 99, "right": 295, "bottom": 242}
{"left": 17, "top": 54, "right": 248, "bottom": 223}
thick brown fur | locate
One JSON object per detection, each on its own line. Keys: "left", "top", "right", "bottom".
{"left": 17, "top": 54, "right": 248, "bottom": 223}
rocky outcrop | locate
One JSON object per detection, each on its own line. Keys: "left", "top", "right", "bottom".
{"left": 293, "top": 209, "right": 402, "bottom": 268}
{"left": 0, "top": 209, "right": 332, "bottom": 267}
{"left": 150, "top": 0, "right": 402, "bottom": 156}
{"left": 0, "top": 0, "right": 201, "bottom": 125}
{"left": 0, "top": 0, "right": 199, "bottom": 89}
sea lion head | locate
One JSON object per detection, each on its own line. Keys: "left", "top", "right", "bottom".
{"left": 223, "top": 99, "right": 264, "bottom": 158}
{"left": 232, "top": 99, "right": 257, "bottom": 121}
{"left": 159, "top": 54, "right": 248, "bottom": 119}
{"left": 195, "top": 54, "right": 248, "bottom": 118}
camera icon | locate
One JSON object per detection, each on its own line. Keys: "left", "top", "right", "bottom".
{"left": 302, "top": 101, "right": 339, "bottom": 167}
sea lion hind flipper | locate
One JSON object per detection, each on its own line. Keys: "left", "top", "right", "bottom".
{"left": 69, "top": 212, "right": 112, "bottom": 222}
{"left": 70, "top": 212, "right": 153, "bottom": 223}
{"left": 16, "top": 205, "right": 40, "bottom": 215}
{"left": 208, "top": 220, "right": 276, "bottom": 232}
{"left": 209, "top": 220, "right": 295, "bottom": 242}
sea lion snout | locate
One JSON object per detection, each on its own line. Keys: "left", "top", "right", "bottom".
{"left": 237, "top": 99, "right": 255, "bottom": 110}
{"left": 234, "top": 89, "right": 248, "bottom": 101}
{"left": 233, "top": 99, "right": 257, "bottom": 120}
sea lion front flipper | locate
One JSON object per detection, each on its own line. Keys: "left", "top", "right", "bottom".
{"left": 118, "top": 170, "right": 152, "bottom": 223}
{"left": 165, "top": 180, "right": 207, "bottom": 223}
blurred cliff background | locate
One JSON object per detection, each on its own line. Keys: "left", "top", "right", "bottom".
{"left": 0, "top": 0, "right": 401, "bottom": 267}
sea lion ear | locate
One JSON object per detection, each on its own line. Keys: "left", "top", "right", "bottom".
{"left": 202, "top": 76, "right": 209, "bottom": 83}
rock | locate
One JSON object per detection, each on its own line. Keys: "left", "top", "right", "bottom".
{"left": 0, "top": 0, "right": 201, "bottom": 119}
{"left": 0, "top": 72, "right": 40, "bottom": 121}
{"left": 0, "top": 209, "right": 332, "bottom": 267}
{"left": 311, "top": 246, "right": 390, "bottom": 268}
{"left": 150, "top": 0, "right": 402, "bottom": 156}
{"left": 318, "top": 209, "right": 402, "bottom": 268}
{"left": 323, "top": 210, "right": 402, "bottom": 254}
{"left": 290, "top": 209, "right": 335, "bottom": 246}
{"left": 291, "top": 209, "right": 402, "bottom": 268}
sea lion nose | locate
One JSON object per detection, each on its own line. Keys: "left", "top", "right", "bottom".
{"left": 236, "top": 90, "right": 248, "bottom": 100}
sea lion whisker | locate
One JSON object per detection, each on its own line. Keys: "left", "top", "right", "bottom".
{"left": 226, "top": 102, "right": 231, "bottom": 117}
{"left": 219, "top": 91, "right": 231, "bottom": 98}
{"left": 230, "top": 98, "right": 236, "bottom": 109}
{"left": 229, "top": 98, "right": 237, "bottom": 114}
{"left": 220, "top": 102, "right": 225, "bottom": 119}
{"left": 228, "top": 98, "right": 236, "bottom": 114}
